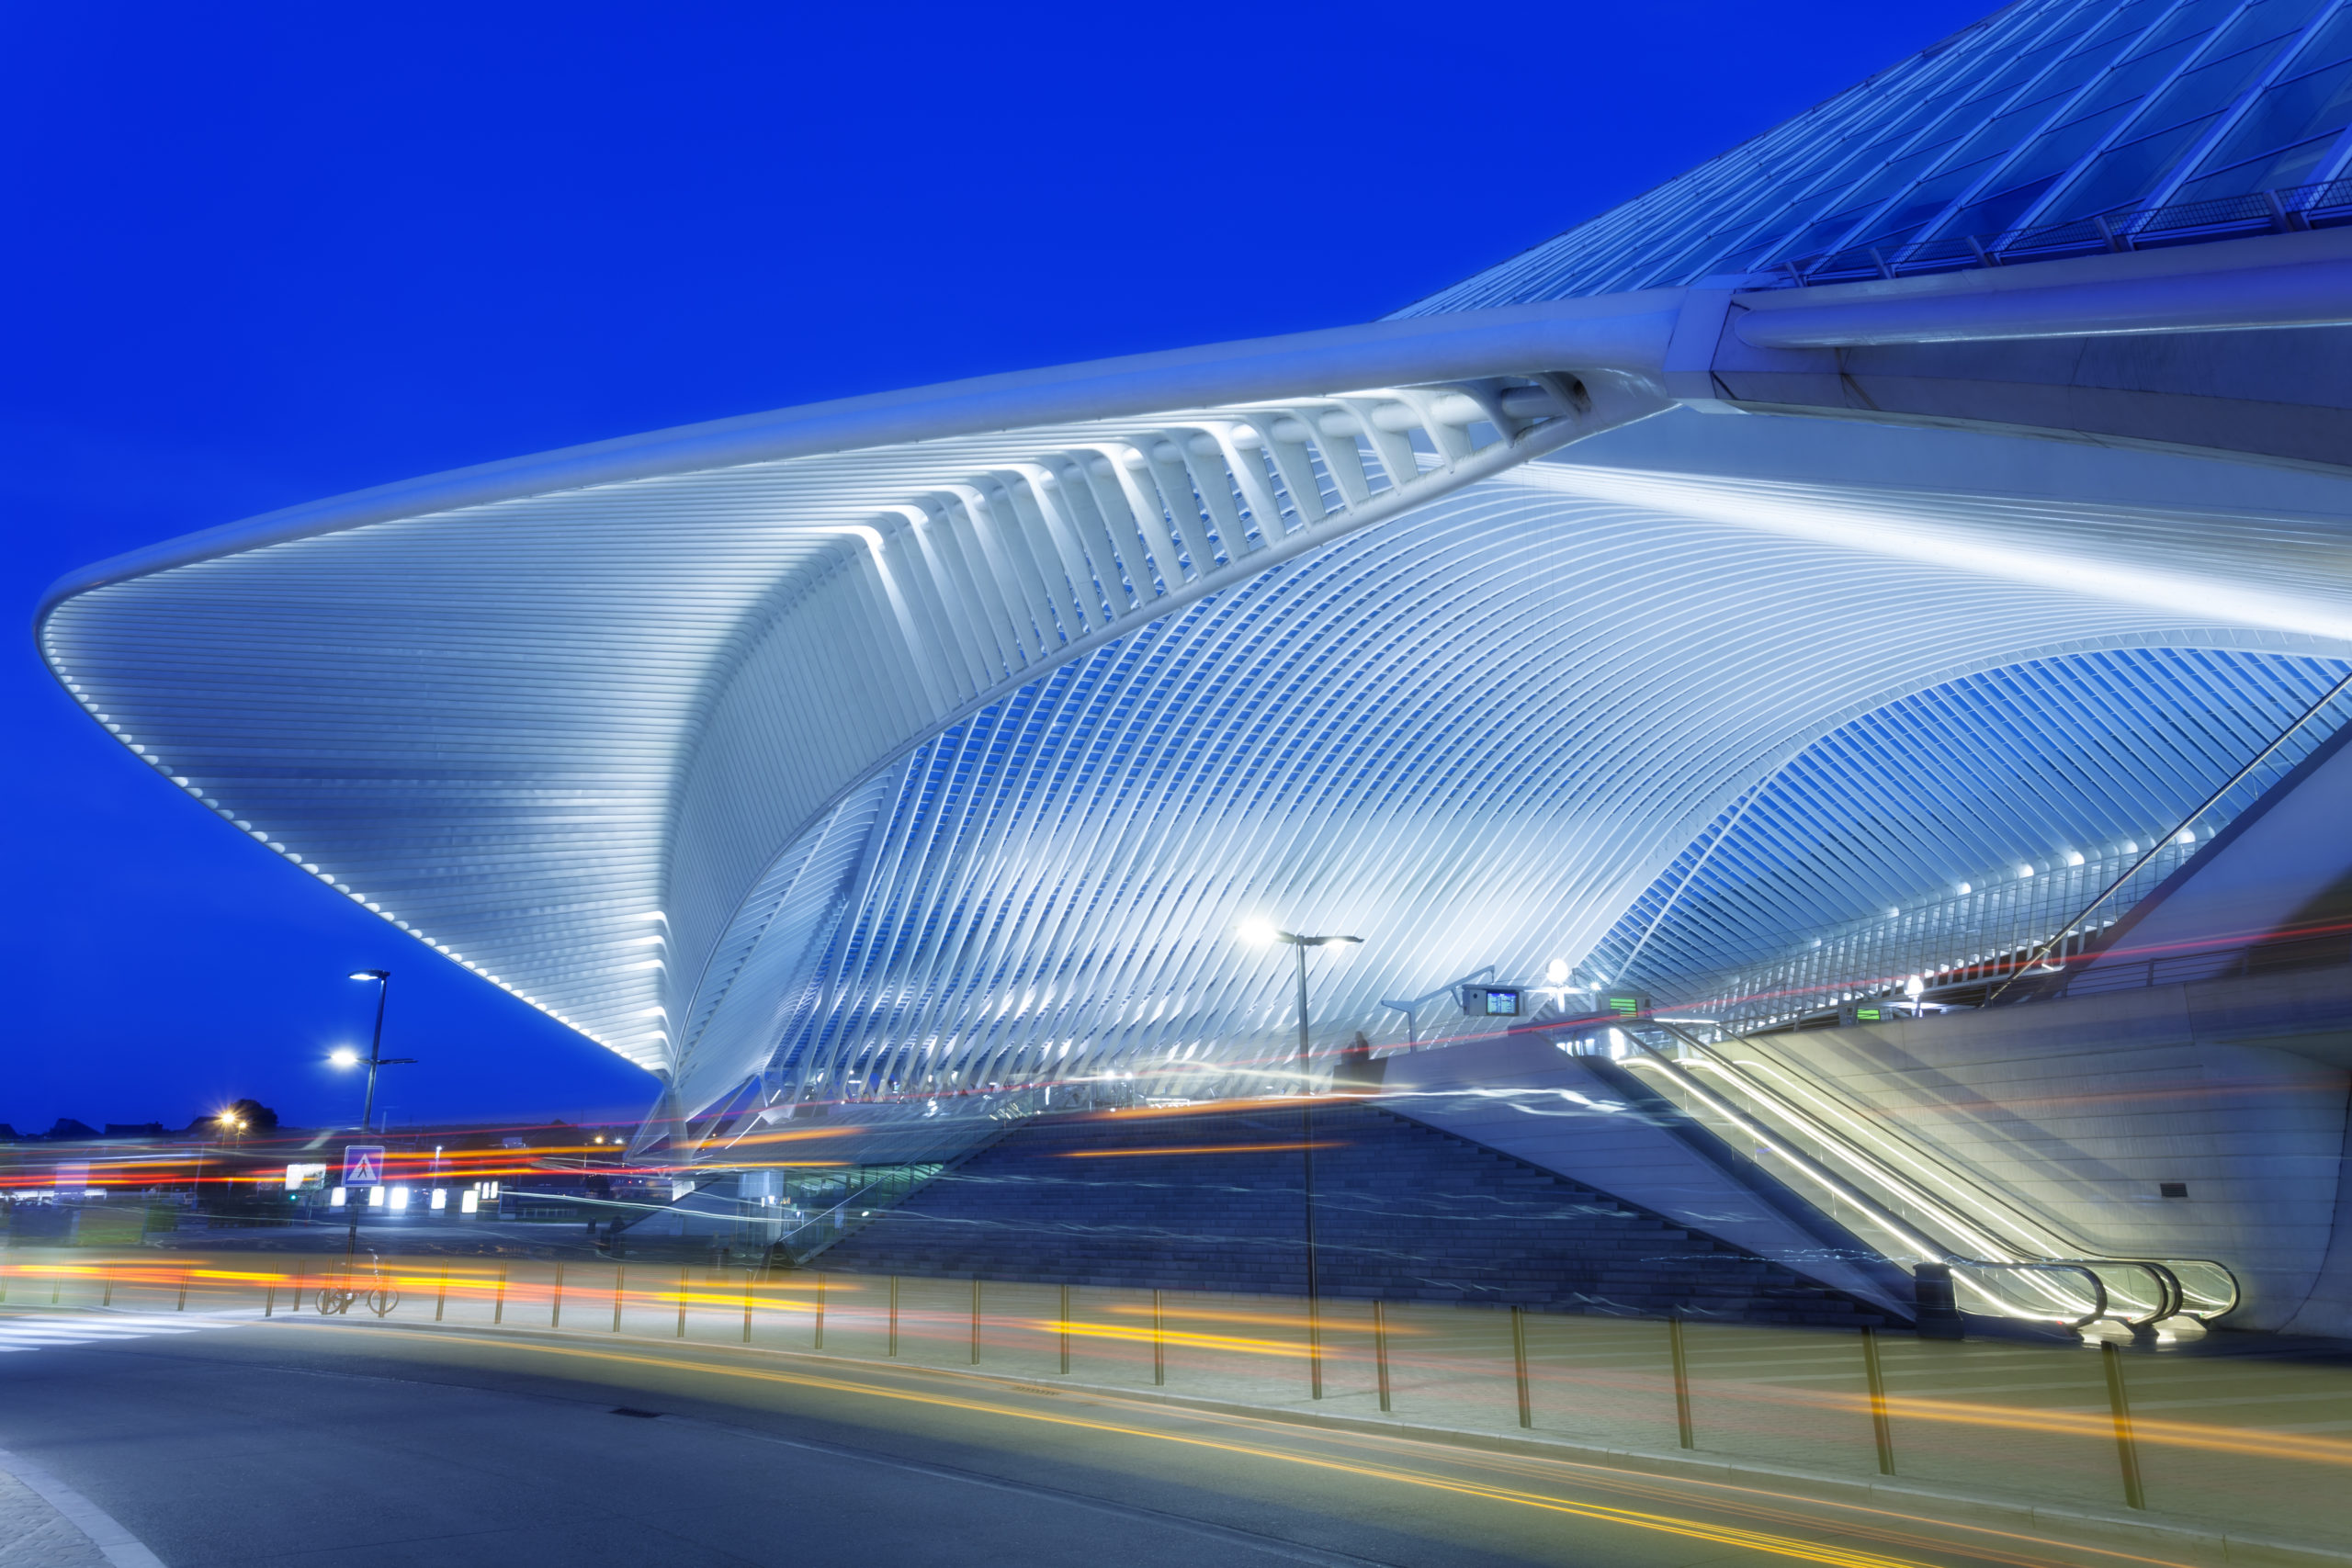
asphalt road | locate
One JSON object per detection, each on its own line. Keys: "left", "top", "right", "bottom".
{"left": 0, "top": 1307, "right": 2157, "bottom": 1568}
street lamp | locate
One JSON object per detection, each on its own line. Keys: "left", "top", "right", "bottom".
{"left": 1238, "top": 922, "right": 1362, "bottom": 1092}
{"left": 1238, "top": 919, "right": 1362, "bottom": 1402}
{"left": 334, "top": 969, "right": 417, "bottom": 1262}
{"left": 339, "top": 970, "right": 416, "bottom": 1135}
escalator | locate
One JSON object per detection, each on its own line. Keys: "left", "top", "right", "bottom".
{"left": 1601, "top": 1019, "right": 2237, "bottom": 1333}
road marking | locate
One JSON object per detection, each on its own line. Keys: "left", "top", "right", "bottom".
{"left": 0, "top": 1313, "right": 243, "bottom": 1354}
{"left": 0, "top": 1444, "right": 167, "bottom": 1567}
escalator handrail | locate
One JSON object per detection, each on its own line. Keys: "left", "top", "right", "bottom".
{"left": 1950, "top": 1258, "right": 2107, "bottom": 1328}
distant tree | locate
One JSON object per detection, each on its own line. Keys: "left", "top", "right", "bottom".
{"left": 45, "top": 1118, "right": 98, "bottom": 1140}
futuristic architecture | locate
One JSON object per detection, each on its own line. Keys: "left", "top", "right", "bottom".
{"left": 38, "top": 0, "right": 2352, "bottom": 1144}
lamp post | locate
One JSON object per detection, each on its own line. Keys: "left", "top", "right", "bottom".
{"left": 334, "top": 969, "right": 416, "bottom": 1262}
{"left": 1239, "top": 919, "right": 1362, "bottom": 1401}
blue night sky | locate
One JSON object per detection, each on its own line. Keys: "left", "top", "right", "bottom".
{"left": 2, "top": 3, "right": 1990, "bottom": 1133}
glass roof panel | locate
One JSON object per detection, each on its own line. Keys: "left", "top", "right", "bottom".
{"left": 1395, "top": 0, "right": 2352, "bottom": 313}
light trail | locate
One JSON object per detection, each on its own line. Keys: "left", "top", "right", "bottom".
{"left": 17, "top": 1257, "right": 2352, "bottom": 1474}
{"left": 1057, "top": 1142, "right": 1345, "bottom": 1158}
{"left": 1026, "top": 1319, "right": 1313, "bottom": 1358}
{"left": 278, "top": 1322, "right": 1959, "bottom": 1568}
{"left": 1102, "top": 1303, "right": 1426, "bottom": 1334}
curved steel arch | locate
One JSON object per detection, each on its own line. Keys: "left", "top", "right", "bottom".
{"left": 688, "top": 461, "right": 2352, "bottom": 1117}
{"left": 36, "top": 305, "right": 1679, "bottom": 1080}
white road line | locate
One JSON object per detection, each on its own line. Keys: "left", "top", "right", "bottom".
{"left": 0, "top": 1445, "right": 167, "bottom": 1568}
{"left": 0, "top": 1325, "right": 200, "bottom": 1340}
{"left": 0, "top": 1313, "right": 247, "bottom": 1354}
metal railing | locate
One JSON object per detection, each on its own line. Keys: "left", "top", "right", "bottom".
{"left": 1643, "top": 839, "right": 2201, "bottom": 1038}
{"left": 1646, "top": 662, "right": 2352, "bottom": 1032}
{"left": 1771, "top": 175, "right": 2352, "bottom": 288}
{"left": 2058, "top": 929, "right": 2352, "bottom": 998}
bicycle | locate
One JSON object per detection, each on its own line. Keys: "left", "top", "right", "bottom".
{"left": 315, "top": 1255, "right": 401, "bottom": 1316}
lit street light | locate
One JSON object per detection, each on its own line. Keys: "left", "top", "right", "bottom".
{"left": 338, "top": 970, "right": 416, "bottom": 1135}
{"left": 1238, "top": 919, "right": 1362, "bottom": 1402}
{"left": 333, "top": 969, "right": 417, "bottom": 1265}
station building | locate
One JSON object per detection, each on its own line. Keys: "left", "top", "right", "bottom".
{"left": 40, "top": 0, "right": 2352, "bottom": 1335}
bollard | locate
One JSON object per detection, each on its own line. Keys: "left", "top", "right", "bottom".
{"left": 1667, "top": 1317, "right": 1695, "bottom": 1450}
{"left": 51, "top": 1271, "right": 62, "bottom": 1306}
{"left": 0, "top": 1263, "right": 8, "bottom": 1303}
{"left": 265, "top": 1280, "right": 277, "bottom": 1317}
{"left": 1860, "top": 1325, "right": 1896, "bottom": 1475}
{"left": 1511, "top": 1306, "right": 1532, "bottom": 1429}
{"left": 1307, "top": 1292, "right": 1323, "bottom": 1401}
{"left": 1374, "top": 1300, "right": 1392, "bottom": 1414}
{"left": 888, "top": 1276, "right": 900, "bottom": 1357}
{"left": 176, "top": 1270, "right": 190, "bottom": 1312}
{"left": 1152, "top": 1289, "right": 1166, "bottom": 1387}
{"left": 612, "top": 1265, "right": 625, "bottom": 1333}
{"left": 742, "top": 1270, "right": 754, "bottom": 1345}
{"left": 675, "top": 1267, "right": 687, "bottom": 1338}
{"left": 551, "top": 1261, "right": 566, "bottom": 1327}
{"left": 101, "top": 1268, "right": 114, "bottom": 1309}
{"left": 969, "top": 1277, "right": 981, "bottom": 1365}
{"left": 290, "top": 1269, "right": 304, "bottom": 1315}
{"left": 493, "top": 1265, "right": 508, "bottom": 1325}
{"left": 2102, "top": 1340, "right": 2148, "bottom": 1510}
{"left": 1058, "top": 1284, "right": 1070, "bottom": 1375}
{"left": 814, "top": 1271, "right": 826, "bottom": 1349}
{"left": 437, "top": 1265, "right": 450, "bottom": 1324}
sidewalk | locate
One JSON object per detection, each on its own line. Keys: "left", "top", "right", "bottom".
{"left": 0, "top": 1446, "right": 163, "bottom": 1568}
{"left": 0, "top": 1469, "right": 107, "bottom": 1568}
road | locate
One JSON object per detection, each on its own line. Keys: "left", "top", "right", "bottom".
{"left": 0, "top": 1304, "right": 2193, "bottom": 1568}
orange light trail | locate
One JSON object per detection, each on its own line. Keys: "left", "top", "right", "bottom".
{"left": 280, "top": 1323, "right": 1956, "bottom": 1568}
{"left": 1058, "top": 1141, "right": 1345, "bottom": 1157}
{"left": 1102, "top": 1303, "right": 1425, "bottom": 1333}
{"left": 14, "top": 1258, "right": 2352, "bottom": 1476}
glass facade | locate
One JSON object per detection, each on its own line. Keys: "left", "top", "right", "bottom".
{"left": 1401, "top": 0, "right": 2352, "bottom": 310}
{"left": 1584, "top": 646, "right": 2351, "bottom": 1019}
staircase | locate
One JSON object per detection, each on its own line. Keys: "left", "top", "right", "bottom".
{"left": 808, "top": 1102, "right": 1887, "bottom": 1325}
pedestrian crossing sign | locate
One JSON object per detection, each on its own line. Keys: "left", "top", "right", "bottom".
{"left": 343, "top": 1145, "right": 386, "bottom": 1188}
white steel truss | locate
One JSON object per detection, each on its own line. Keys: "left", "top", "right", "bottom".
{"left": 36, "top": 240, "right": 2352, "bottom": 1122}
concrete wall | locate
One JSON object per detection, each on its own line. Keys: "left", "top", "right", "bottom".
{"left": 1376, "top": 1036, "right": 1910, "bottom": 1315}
{"left": 1732, "top": 965, "right": 2352, "bottom": 1335}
